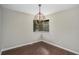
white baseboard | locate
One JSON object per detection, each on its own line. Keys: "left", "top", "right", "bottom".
{"left": 1, "top": 39, "right": 79, "bottom": 55}
{"left": 42, "top": 40, "right": 79, "bottom": 55}
{"left": 1, "top": 40, "right": 41, "bottom": 52}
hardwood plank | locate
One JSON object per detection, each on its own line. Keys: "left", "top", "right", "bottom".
{"left": 2, "top": 41, "right": 76, "bottom": 55}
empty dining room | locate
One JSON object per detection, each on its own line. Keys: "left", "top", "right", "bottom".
{"left": 0, "top": 4, "right": 79, "bottom": 55}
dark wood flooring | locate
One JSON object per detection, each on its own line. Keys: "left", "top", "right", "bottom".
{"left": 2, "top": 41, "right": 76, "bottom": 55}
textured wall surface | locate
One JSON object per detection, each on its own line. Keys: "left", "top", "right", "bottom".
{"left": 46, "top": 7, "right": 79, "bottom": 53}
{"left": 2, "top": 8, "right": 42, "bottom": 50}
{"left": 0, "top": 6, "right": 2, "bottom": 54}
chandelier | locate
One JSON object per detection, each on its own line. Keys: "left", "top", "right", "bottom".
{"left": 34, "top": 4, "right": 46, "bottom": 20}
{"left": 33, "top": 4, "right": 49, "bottom": 32}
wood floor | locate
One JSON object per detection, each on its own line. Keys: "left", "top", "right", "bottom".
{"left": 2, "top": 41, "right": 76, "bottom": 55}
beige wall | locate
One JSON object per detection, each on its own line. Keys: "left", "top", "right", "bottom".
{"left": 46, "top": 7, "right": 79, "bottom": 53}
{"left": 2, "top": 7, "right": 42, "bottom": 50}
{"left": 0, "top": 6, "right": 2, "bottom": 54}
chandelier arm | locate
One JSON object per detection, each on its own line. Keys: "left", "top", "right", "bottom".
{"left": 34, "top": 4, "right": 46, "bottom": 20}
{"left": 39, "top": 4, "right": 41, "bottom": 20}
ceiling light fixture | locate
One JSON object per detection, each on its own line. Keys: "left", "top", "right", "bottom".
{"left": 33, "top": 4, "right": 49, "bottom": 32}
{"left": 34, "top": 4, "right": 46, "bottom": 20}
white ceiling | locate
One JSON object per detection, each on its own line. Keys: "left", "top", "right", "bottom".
{"left": 1, "top": 4, "right": 79, "bottom": 15}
